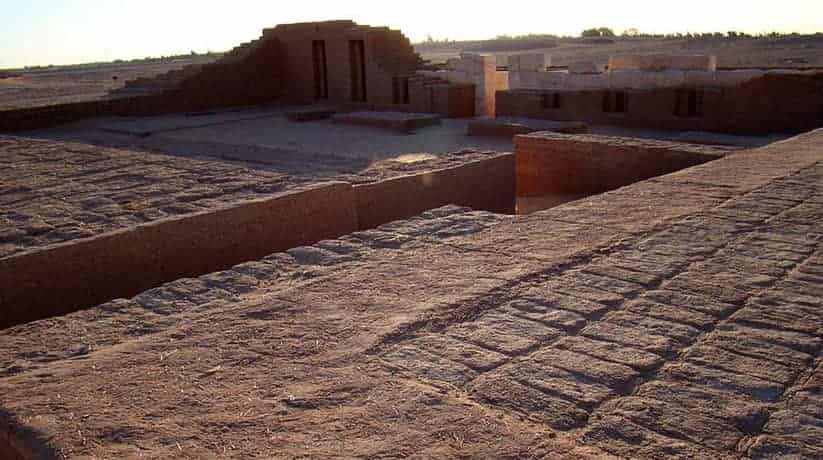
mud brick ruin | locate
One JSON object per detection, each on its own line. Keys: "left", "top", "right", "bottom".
{"left": 2, "top": 19, "right": 823, "bottom": 459}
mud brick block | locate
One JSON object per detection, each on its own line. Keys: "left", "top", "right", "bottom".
{"left": 382, "top": 345, "right": 477, "bottom": 386}
{"left": 501, "top": 298, "right": 587, "bottom": 332}
{"left": 623, "top": 299, "right": 717, "bottom": 331}
{"left": 528, "top": 348, "right": 639, "bottom": 391}
{"left": 447, "top": 311, "right": 563, "bottom": 355}
{"left": 661, "top": 362, "right": 785, "bottom": 402}
{"left": 582, "top": 414, "right": 704, "bottom": 458}
{"left": 552, "top": 336, "right": 663, "bottom": 372}
{"left": 519, "top": 288, "right": 614, "bottom": 318}
{"left": 714, "top": 323, "right": 821, "bottom": 355}
{"left": 407, "top": 334, "right": 509, "bottom": 372}
{"left": 730, "top": 302, "right": 823, "bottom": 336}
{"left": 493, "top": 360, "right": 615, "bottom": 409}
{"left": 582, "top": 264, "right": 661, "bottom": 287}
{"left": 599, "top": 396, "right": 746, "bottom": 451}
{"left": 683, "top": 345, "right": 798, "bottom": 385}
{"left": 641, "top": 289, "right": 738, "bottom": 319}
{"left": 469, "top": 376, "right": 588, "bottom": 430}
{"left": 603, "top": 311, "right": 702, "bottom": 346}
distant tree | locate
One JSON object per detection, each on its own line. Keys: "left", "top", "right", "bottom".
{"left": 582, "top": 27, "right": 615, "bottom": 38}
{"left": 597, "top": 27, "right": 615, "bottom": 37}
{"left": 622, "top": 28, "right": 640, "bottom": 37}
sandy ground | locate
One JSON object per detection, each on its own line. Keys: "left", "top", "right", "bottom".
{"left": 22, "top": 108, "right": 514, "bottom": 172}
{"left": 22, "top": 106, "right": 781, "bottom": 170}
{"left": 418, "top": 36, "right": 823, "bottom": 68}
{"left": 0, "top": 57, "right": 215, "bottom": 110}
{"left": 19, "top": 106, "right": 783, "bottom": 218}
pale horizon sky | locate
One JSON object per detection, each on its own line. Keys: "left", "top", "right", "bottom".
{"left": 1, "top": 0, "right": 822, "bottom": 68}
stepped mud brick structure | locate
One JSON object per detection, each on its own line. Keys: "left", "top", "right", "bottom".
{"left": 0, "top": 21, "right": 475, "bottom": 132}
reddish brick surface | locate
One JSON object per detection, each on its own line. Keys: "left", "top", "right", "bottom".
{"left": 515, "top": 132, "right": 736, "bottom": 197}
{"left": 0, "top": 129, "right": 822, "bottom": 458}
{"left": 355, "top": 153, "right": 515, "bottom": 229}
{"left": 0, "top": 136, "right": 515, "bottom": 329}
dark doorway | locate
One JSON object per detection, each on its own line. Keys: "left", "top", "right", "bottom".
{"left": 392, "top": 76, "right": 410, "bottom": 104}
{"left": 603, "top": 91, "right": 628, "bottom": 113}
{"left": 541, "top": 93, "right": 561, "bottom": 109}
{"left": 349, "top": 40, "right": 367, "bottom": 103}
{"left": 312, "top": 40, "right": 328, "bottom": 100}
{"left": 674, "top": 88, "right": 704, "bottom": 118}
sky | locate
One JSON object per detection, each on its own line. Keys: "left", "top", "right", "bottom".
{"left": 1, "top": 0, "right": 822, "bottom": 68}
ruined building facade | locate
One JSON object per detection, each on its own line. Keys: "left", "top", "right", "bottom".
{"left": 116, "top": 20, "right": 474, "bottom": 116}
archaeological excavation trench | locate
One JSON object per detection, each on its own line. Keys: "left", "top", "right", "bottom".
{"left": 0, "top": 133, "right": 732, "bottom": 330}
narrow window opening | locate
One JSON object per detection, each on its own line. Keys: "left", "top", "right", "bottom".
{"left": 393, "top": 76, "right": 410, "bottom": 104}
{"left": 541, "top": 93, "right": 562, "bottom": 109}
{"left": 615, "top": 91, "right": 627, "bottom": 113}
{"left": 674, "top": 88, "right": 704, "bottom": 118}
{"left": 602, "top": 92, "right": 612, "bottom": 113}
{"left": 603, "top": 91, "right": 627, "bottom": 113}
{"left": 312, "top": 40, "right": 328, "bottom": 100}
{"left": 349, "top": 40, "right": 367, "bottom": 103}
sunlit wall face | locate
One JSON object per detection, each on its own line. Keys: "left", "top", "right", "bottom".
{"left": 1, "top": 0, "right": 822, "bottom": 68}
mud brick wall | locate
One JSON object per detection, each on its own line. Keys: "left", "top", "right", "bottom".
{"left": 355, "top": 153, "right": 515, "bottom": 229}
{"left": 0, "top": 94, "right": 195, "bottom": 132}
{"left": 515, "top": 133, "right": 728, "bottom": 197}
{"left": 268, "top": 21, "right": 418, "bottom": 106}
{"left": 0, "top": 21, "right": 474, "bottom": 133}
{"left": 497, "top": 73, "right": 823, "bottom": 135}
{"left": 0, "top": 152, "right": 517, "bottom": 328}
{"left": 0, "top": 183, "right": 358, "bottom": 329}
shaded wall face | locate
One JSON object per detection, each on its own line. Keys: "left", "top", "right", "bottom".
{"left": 175, "top": 40, "right": 283, "bottom": 109}
{"left": 497, "top": 74, "right": 823, "bottom": 135}
{"left": 514, "top": 134, "right": 725, "bottom": 198}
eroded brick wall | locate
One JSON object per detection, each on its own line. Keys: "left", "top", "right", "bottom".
{"left": 355, "top": 154, "right": 515, "bottom": 229}
{"left": 0, "top": 156, "right": 516, "bottom": 328}
{"left": 0, "top": 183, "right": 358, "bottom": 329}
{"left": 515, "top": 133, "right": 730, "bottom": 197}
{"left": 497, "top": 73, "right": 823, "bottom": 135}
